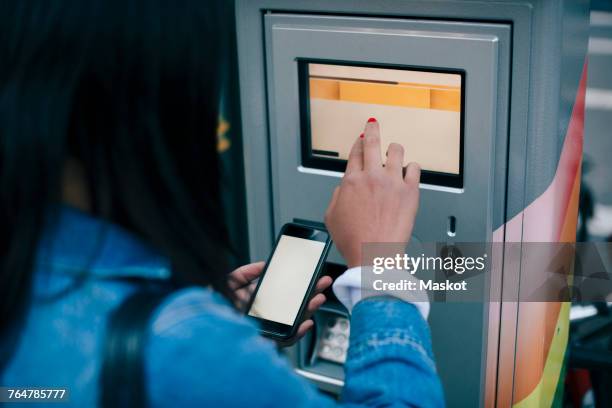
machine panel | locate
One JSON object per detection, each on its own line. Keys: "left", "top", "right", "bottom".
{"left": 262, "top": 13, "right": 511, "bottom": 406}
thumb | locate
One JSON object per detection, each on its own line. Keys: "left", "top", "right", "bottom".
{"left": 229, "top": 261, "right": 265, "bottom": 289}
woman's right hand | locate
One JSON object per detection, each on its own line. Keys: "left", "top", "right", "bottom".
{"left": 324, "top": 118, "right": 421, "bottom": 268}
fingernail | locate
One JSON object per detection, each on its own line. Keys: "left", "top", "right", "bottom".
{"left": 359, "top": 133, "right": 364, "bottom": 138}
{"left": 367, "top": 117, "right": 377, "bottom": 123}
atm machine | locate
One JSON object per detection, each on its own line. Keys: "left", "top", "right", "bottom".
{"left": 233, "top": 1, "right": 590, "bottom": 406}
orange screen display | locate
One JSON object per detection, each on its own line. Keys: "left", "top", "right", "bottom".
{"left": 302, "top": 63, "right": 463, "bottom": 185}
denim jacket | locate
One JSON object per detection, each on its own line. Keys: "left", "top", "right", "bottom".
{"left": 1, "top": 206, "right": 444, "bottom": 407}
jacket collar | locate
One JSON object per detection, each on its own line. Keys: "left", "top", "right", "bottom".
{"left": 36, "top": 205, "right": 171, "bottom": 284}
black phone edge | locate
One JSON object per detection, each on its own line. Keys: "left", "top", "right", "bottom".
{"left": 246, "top": 222, "right": 332, "bottom": 341}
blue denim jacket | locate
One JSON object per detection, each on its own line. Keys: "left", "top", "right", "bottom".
{"left": 2, "top": 207, "right": 444, "bottom": 407}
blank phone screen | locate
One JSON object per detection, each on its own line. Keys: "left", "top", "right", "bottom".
{"left": 248, "top": 235, "right": 326, "bottom": 326}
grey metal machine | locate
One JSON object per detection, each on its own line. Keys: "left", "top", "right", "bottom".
{"left": 234, "top": 1, "right": 590, "bottom": 406}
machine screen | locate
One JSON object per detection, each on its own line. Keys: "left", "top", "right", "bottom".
{"left": 299, "top": 62, "right": 464, "bottom": 187}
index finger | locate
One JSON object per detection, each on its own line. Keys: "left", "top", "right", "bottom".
{"left": 228, "top": 261, "right": 265, "bottom": 289}
{"left": 363, "top": 119, "right": 383, "bottom": 171}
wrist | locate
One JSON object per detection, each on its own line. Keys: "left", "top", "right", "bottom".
{"left": 341, "top": 245, "right": 363, "bottom": 268}
{"left": 345, "top": 256, "right": 362, "bottom": 269}
{"left": 333, "top": 265, "right": 430, "bottom": 320}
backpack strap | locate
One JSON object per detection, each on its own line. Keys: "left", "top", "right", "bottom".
{"left": 100, "top": 286, "right": 174, "bottom": 408}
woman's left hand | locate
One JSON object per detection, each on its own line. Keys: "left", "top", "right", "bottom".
{"left": 229, "top": 262, "right": 333, "bottom": 346}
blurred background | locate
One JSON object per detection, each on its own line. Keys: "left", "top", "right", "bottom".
{"left": 566, "top": 3, "right": 612, "bottom": 407}
{"left": 581, "top": 1, "right": 612, "bottom": 243}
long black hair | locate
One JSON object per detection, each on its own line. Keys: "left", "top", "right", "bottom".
{"left": 0, "top": 0, "right": 233, "bottom": 370}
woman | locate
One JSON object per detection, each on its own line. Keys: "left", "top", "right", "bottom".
{"left": 0, "top": 1, "right": 444, "bottom": 407}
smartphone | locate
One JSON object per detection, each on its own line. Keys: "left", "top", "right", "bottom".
{"left": 246, "top": 222, "right": 332, "bottom": 340}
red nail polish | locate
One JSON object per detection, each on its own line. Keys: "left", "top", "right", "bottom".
{"left": 360, "top": 133, "right": 364, "bottom": 138}
{"left": 367, "top": 117, "right": 377, "bottom": 123}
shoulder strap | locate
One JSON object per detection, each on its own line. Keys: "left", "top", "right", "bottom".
{"left": 100, "top": 286, "right": 174, "bottom": 408}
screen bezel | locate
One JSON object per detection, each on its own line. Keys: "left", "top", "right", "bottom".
{"left": 247, "top": 223, "right": 331, "bottom": 339}
{"left": 298, "top": 59, "right": 466, "bottom": 188}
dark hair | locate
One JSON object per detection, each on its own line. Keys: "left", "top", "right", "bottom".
{"left": 0, "top": 0, "right": 233, "bottom": 370}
